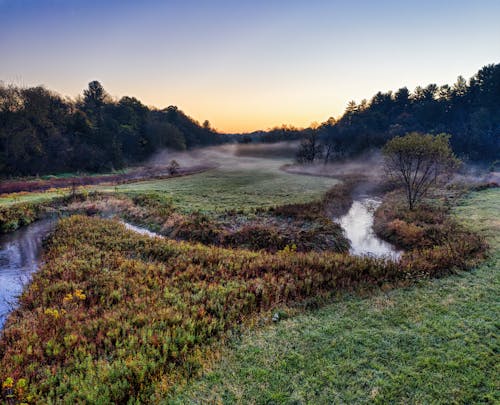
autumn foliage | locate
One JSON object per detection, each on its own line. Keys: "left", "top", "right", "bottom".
{"left": 0, "top": 207, "right": 486, "bottom": 402}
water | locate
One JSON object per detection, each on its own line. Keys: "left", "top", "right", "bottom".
{"left": 122, "top": 221, "right": 162, "bottom": 238}
{"left": 122, "top": 208, "right": 400, "bottom": 259}
{"left": 338, "top": 197, "right": 401, "bottom": 258}
{"left": 0, "top": 218, "right": 150, "bottom": 331}
{"left": 0, "top": 219, "right": 56, "bottom": 329}
{"left": 121, "top": 207, "right": 400, "bottom": 259}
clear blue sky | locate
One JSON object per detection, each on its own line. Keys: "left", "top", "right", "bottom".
{"left": 1, "top": 0, "right": 499, "bottom": 132}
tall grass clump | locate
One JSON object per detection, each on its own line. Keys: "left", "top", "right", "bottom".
{"left": 0, "top": 203, "right": 42, "bottom": 233}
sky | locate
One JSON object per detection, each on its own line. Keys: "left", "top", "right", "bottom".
{"left": 1, "top": 0, "right": 499, "bottom": 133}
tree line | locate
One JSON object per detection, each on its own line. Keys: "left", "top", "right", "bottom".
{"left": 254, "top": 64, "right": 500, "bottom": 164}
{"left": 1, "top": 63, "right": 498, "bottom": 176}
{"left": 0, "top": 81, "right": 223, "bottom": 176}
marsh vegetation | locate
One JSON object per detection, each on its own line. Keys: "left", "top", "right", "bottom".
{"left": 0, "top": 140, "right": 495, "bottom": 403}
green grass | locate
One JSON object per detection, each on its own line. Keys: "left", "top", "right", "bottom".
{"left": 0, "top": 169, "right": 132, "bottom": 206}
{"left": 171, "top": 189, "right": 500, "bottom": 404}
{"left": 0, "top": 156, "right": 338, "bottom": 213}
{"left": 0, "top": 191, "right": 67, "bottom": 206}
{"left": 97, "top": 165, "right": 339, "bottom": 214}
{"left": 38, "top": 168, "right": 130, "bottom": 180}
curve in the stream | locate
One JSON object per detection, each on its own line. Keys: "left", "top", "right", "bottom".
{"left": 1, "top": 201, "right": 400, "bottom": 330}
{"left": 337, "top": 197, "right": 401, "bottom": 258}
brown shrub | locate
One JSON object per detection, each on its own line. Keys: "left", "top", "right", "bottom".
{"left": 374, "top": 193, "right": 488, "bottom": 276}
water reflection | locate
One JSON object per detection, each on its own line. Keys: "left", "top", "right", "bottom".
{"left": 338, "top": 197, "right": 401, "bottom": 258}
{"left": 0, "top": 219, "right": 55, "bottom": 329}
{"left": 122, "top": 221, "right": 162, "bottom": 238}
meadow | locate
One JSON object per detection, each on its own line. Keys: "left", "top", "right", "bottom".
{"left": 98, "top": 154, "right": 339, "bottom": 214}
{"left": 0, "top": 150, "right": 496, "bottom": 404}
{"left": 0, "top": 150, "right": 338, "bottom": 213}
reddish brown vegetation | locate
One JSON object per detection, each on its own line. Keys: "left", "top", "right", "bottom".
{"left": 0, "top": 165, "right": 212, "bottom": 194}
{"left": 374, "top": 194, "right": 487, "bottom": 276}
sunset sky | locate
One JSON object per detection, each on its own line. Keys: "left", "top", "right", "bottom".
{"left": 1, "top": 0, "right": 499, "bottom": 133}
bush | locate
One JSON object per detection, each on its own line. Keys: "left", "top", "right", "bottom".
{"left": 0, "top": 203, "right": 41, "bottom": 233}
{"left": 374, "top": 194, "right": 487, "bottom": 275}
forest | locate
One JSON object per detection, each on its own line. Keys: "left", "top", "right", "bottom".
{"left": 1, "top": 63, "right": 499, "bottom": 177}
{"left": 246, "top": 63, "right": 500, "bottom": 164}
{"left": 0, "top": 81, "right": 223, "bottom": 176}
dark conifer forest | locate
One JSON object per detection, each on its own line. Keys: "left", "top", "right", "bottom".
{"left": 1, "top": 63, "right": 499, "bottom": 177}
{"left": 249, "top": 63, "right": 500, "bottom": 163}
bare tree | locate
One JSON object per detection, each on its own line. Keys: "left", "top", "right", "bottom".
{"left": 296, "top": 130, "right": 323, "bottom": 164}
{"left": 383, "top": 132, "right": 460, "bottom": 210}
{"left": 168, "top": 159, "right": 180, "bottom": 175}
{"left": 321, "top": 122, "right": 344, "bottom": 164}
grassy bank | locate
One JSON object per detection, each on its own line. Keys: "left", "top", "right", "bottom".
{"left": 172, "top": 188, "right": 499, "bottom": 404}
{"left": 0, "top": 190, "right": 67, "bottom": 206}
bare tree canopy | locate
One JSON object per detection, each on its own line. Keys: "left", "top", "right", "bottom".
{"left": 383, "top": 132, "right": 460, "bottom": 209}
{"left": 296, "top": 130, "right": 323, "bottom": 164}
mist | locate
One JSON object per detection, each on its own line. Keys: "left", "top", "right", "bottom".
{"left": 145, "top": 142, "right": 299, "bottom": 172}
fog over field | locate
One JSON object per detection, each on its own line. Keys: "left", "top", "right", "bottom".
{"left": 147, "top": 142, "right": 299, "bottom": 171}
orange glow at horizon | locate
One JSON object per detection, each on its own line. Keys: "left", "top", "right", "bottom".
{"left": 2, "top": 1, "right": 497, "bottom": 134}
{"left": 126, "top": 85, "right": 348, "bottom": 134}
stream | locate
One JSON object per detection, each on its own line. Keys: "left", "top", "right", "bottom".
{"left": 0, "top": 218, "right": 56, "bottom": 329}
{"left": 337, "top": 197, "right": 401, "bottom": 258}
{"left": 0, "top": 198, "right": 399, "bottom": 330}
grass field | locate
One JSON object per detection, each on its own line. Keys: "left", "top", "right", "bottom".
{"left": 171, "top": 188, "right": 500, "bottom": 404}
{"left": 0, "top": 154, "right": 338, "bottom": 213}
{"left": 97, "top": 152, "right": 339, "bottom": 213}
{"left": 0, "top": 190, "right": 67, "bottom": 206}
{"left": 100, "top": 168, "right": 339, "bottom": 214}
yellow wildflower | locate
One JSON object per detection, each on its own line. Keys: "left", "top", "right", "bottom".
{"left": 63, "top": 293, "right": 73, "bottom": 304}
{"left": 74, "top": 289, "right": 86, "bottom": 300}
{"left": 44, "top": 308, "right": 60, "bottom": 319}
{"left": 2, "top": 377, "right": 14, "bottom": 389}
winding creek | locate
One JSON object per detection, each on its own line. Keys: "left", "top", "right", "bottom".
{"left": 337, "top": 197, "right": 401, "bottom": 258}
{"left": 0, "top": 198, "right": 400, "bottom": 330}
{"left": 0, "top": 218, "right": 56, "bottom": 329}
